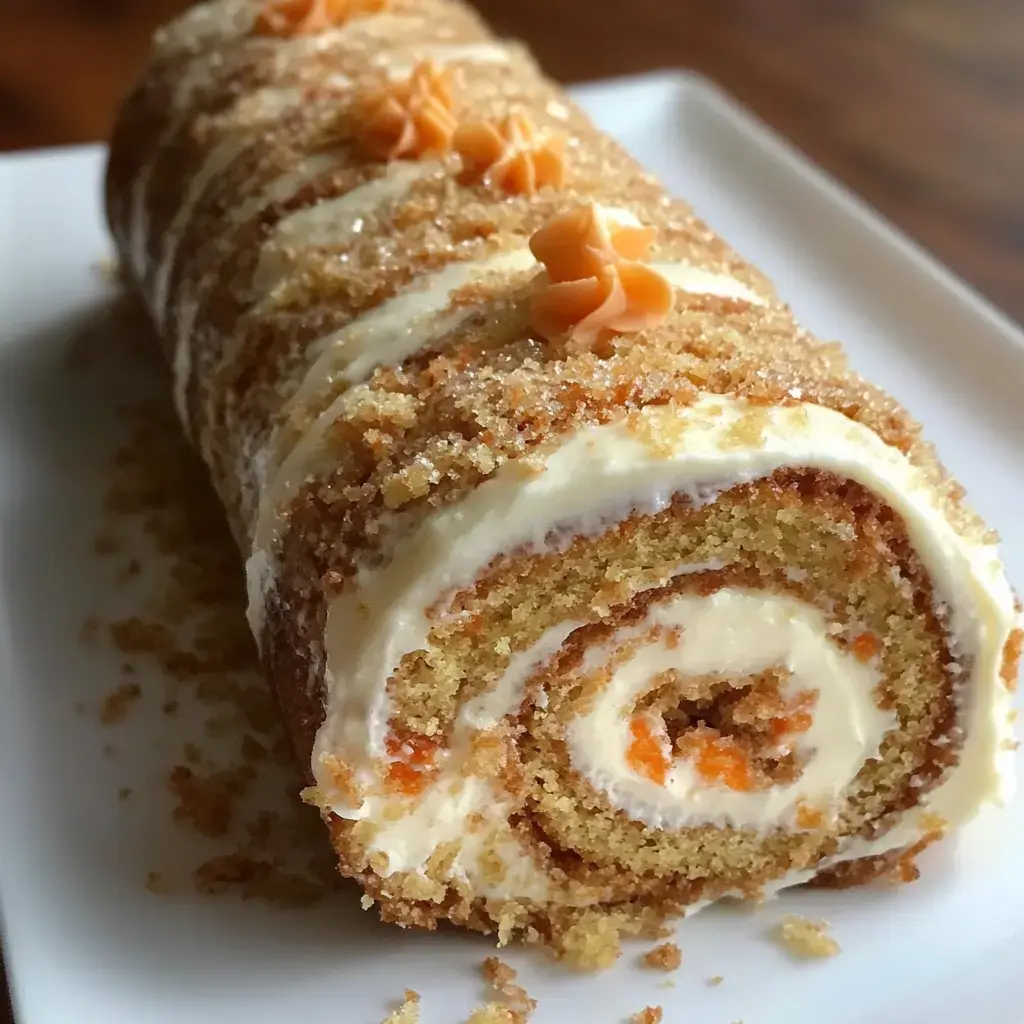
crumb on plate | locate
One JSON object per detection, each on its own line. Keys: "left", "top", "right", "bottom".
{"left": 98, "top": 682, "right": 141, "bottom": 724}
{"left": 481, "top": 956, "right": 536, "bottom": 1014}
{"left": 774, "top": 915, "right": 840, "bottom": 958}
{"left": 629, "top": 1008, "right": 662, "bottom": 1024}
{"left": 641, "top": 942, "right": 681, "bottom": 971}
{"left": 465, "top": 1004, "right": 527, "bottom": 1024}
{"left": 381, "top": 989, "right": 420, "bottom": 1024}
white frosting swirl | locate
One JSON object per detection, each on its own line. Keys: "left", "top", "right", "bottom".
{"left": 567, "top": 588, "right": 895, "bottom": 832}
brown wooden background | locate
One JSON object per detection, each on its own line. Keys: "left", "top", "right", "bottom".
{"left": 1, "top": 0, "right": 1023, "bottom": 1017}
{"left": 1, "top": 0, "right": 1022, "bottom": 324}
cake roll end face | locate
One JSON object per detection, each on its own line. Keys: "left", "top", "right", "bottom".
{"left": 305, "top": 395, "right": 1018, "bottom": 931}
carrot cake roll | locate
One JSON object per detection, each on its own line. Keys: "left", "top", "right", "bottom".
{"left": 106, "top": 0, "right": 1020, "bottom": 958}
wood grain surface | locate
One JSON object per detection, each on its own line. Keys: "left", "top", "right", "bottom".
{"left": 1, "top": 0, "right": 1022, "bottom": 323}
{"left": 1, "top": 0, "right": 1022, "bottom": 1018}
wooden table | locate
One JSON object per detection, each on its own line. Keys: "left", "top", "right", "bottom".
{"left": 1, "top": 0, "right": 1022, "bottom": 323}
{"left": 1, "top": 0, "right": 1022, "bottom": 1018}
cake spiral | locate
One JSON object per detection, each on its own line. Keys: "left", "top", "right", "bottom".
{"left": 106, "top": 0, "right": 1020, "bottom": 960}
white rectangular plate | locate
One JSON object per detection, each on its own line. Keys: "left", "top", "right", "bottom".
{"left": 1, "top": 71, "right": 1022, "bottom": 1024}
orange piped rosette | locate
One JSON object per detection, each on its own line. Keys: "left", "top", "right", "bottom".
{"left": 528, "top": 203, "right": 674, "bottom": 350}
{"left": 454, "top": 112, "right": 566, "bottom": 196}
{"left": 354, "top": 61, "right": 458, "bottom": 162}
{"left": 255, "top": 0, "right": 387, "bottom": 37}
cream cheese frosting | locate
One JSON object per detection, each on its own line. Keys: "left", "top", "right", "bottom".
{"left": 150, "top": 82, "right": 342, "bottom": 332}
{"left": 567, "top": 588, "right": 895, "bottom": 832}
{"left": 250, "top": 161, "right": 439, "bottom": 297}
{"left": 159, "top": 43, "right": 511, "bottom": 431}
{"left": 135, "top": 0, "right": 507, "bottom": 414}
{"left": 171, "top": 151, "right": 343, "bottom": 429}
{"left": 241, "top": 200, "right": 764, "bottom": 636}
{"left": 309, "top": 394, "right": 1016, "bottom": 896}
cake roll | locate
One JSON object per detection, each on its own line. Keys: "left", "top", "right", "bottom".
{"left": 106, "top": 0, "right": 1021, "bottom": 957}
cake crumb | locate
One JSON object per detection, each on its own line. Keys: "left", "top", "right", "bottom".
{"left": 641, "top": 942, "right": 681, "bottom": 971}
{"left": 708, "top": 975, "right": 724, "bottom": 986}
{"left": 145, "top": 871, "right": 172, "bottom": 894}
{"left": 554, "top": 913, "right": 622, "bottom": 970}
{"left": 381, "top": 989, "right": 420, "bottom": 1024}
{"left": 774, "top": 915, "right": 840, "bottom": 958}
{"left": 465, "top": 1004, "right": 524, "bottom": 1024}
{"left": 167, "top": 764, "right": 253, "bottom": 838}
{"left": 629, "top": 1009, "right": 663, "bottom": 1024}
{"left": 84, "top": 399, "right": 338, "bottom": 914}
{"left": 109, "top": 616, "right": 173, "bottom": 656}
{"left": 361, "top": 894, "right": 375, "bottom": 910}
{"left": 98, "top": 682, "right": 142, "bottom": 724}
{"left": 481, "top": 956, "right": 536, "bottom": 1014}
{"left": 193, "top": 854, "right": 323, "bottom": 907}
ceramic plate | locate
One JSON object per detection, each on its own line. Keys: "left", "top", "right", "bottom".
{"left": 1, "top": 72, "right": 1022, "bottom": 1024}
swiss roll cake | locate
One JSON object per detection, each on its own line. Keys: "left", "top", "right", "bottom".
{"left": 106, "top": 0, "right": 1020, "bottom": 960}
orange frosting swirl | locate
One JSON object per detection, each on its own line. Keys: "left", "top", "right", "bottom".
{"left": 454, "top": 112, "right": 566, "bottom": 196}
{"left": 354, "top": 61, "right": 458, "bottom": 161}
{"left": 255, "top": 0, "right": 388, "bottom": 37}
{"left": 528, "top": 203, "right": 674, "bottom": 349}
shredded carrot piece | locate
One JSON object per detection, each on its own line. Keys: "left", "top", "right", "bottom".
{"left": 769, "top": 710, "right": 813, "bottom": 741}
{"left": 385, "top": 760, "right": 431, "bottom": 796}
{"left": 851, "top": 631, "right": 882, "bottom": 663}
{"left": 385, "top": 732, "right": 438, "bottom": 766}
{"left": 689, "top": 734, "right": 755, "bottom": 792}
{"left": 769, "top": 690, "right": 817, "bottom": 743}
{"left": 383, "top": 731, "right": 440, "bottom": 794}
{"left": 626, "top": 716, "right": 670, "bottom": 786}
{"left": 795, "top": 803, "right": 824, "bottom": 829}
{"left": 1000, "top": 626, "right": 1022, "bottom": 692}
